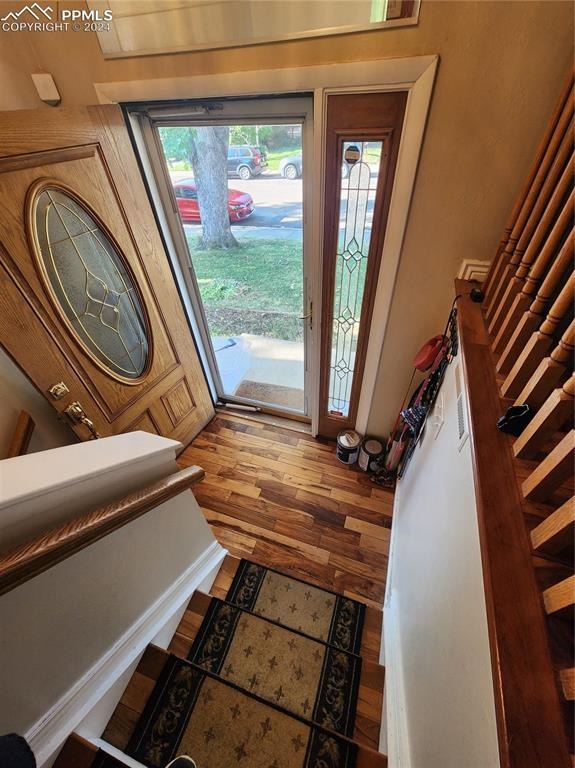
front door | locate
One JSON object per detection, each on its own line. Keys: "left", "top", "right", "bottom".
{"left": 0, "top": 105, "right": 214, "bottom": 444}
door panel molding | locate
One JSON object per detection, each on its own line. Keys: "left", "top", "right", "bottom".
{"left": 0, "top": 144, "right": 97, "bottom": 175}
{"left": 0, "top": 105, "right": 214, "bottom": 444}
{"left": 161, "top": 378, "right": 196, "bottom": 428}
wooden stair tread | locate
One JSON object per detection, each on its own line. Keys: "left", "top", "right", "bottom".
{"left": 52, "top": 734, "right": 98, "bottom": 768}
{"left": 543, "top": 574, "right": 575, "bottom": 615}
{"left": 560, "top": 668, "right": 575, "bottom": 700}
{"left": 531, "top": 497, "right": 575, "bottom": 554}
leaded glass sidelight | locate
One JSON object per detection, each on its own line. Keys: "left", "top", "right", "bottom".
{"left": 31, "top": 185, "right": 149, "bottom": 379}
{"left": 328, "top": 141, "right": 382, "bottom": 416}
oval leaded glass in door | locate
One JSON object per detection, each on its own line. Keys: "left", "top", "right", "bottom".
{"left": 30, "top": 184, "right": 149, "bottom": 380}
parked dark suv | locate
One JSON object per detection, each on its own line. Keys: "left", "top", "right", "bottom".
{"left": 227, "top": 145, "right": 267, "bottom": 180}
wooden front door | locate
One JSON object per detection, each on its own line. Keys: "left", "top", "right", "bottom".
{"left": 0, "top": 105, "right": 214, "bottom": 445}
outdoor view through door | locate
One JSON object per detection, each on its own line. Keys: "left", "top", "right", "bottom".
{"left": 158, "top": 122, "right": 306, "bottom": 415}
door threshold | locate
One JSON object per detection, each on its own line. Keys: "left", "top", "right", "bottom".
{"left": 215, "top": 405, "right": 313, "bottom": 436}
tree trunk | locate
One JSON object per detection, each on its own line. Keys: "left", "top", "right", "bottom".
{"left": 187, "top": 126, "right": 238, "bottom": 250}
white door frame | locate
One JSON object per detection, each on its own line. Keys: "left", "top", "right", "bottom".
{"left": 129, "top": 97, "right": 314, "bottom": 419}
{"left": 98, "top": 55, "right": 438, "bottom": 435}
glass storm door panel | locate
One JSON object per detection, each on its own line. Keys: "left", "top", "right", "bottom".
{"left": 319, "top": 91, "right": 407, "bottom": 438}
{"left": 152, "top": 97, "right": 313, "bottom": 419}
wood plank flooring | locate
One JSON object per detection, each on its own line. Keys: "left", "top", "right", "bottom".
{"left": 102, "top": 412, "right": 392, "bottom": 762}
{"left": 178, "top": 411, "right": 394, "bottom": 609}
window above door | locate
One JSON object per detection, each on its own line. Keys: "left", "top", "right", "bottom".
{"left": 87, "top": 0, "right": 420, "bottom": 58}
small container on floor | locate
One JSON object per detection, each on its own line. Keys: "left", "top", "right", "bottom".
{"left": 336, "top": 430, "right": 361, "bottom": 465}
{"left": 358, "top": 437, "right": 384, "bottom": 472}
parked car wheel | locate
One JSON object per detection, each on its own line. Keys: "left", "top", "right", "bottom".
{"left": 284, "top": 163, "right": 299, "bottom": 180}
{"left": 237, "top": 165, "right": 252, "bottom": 181}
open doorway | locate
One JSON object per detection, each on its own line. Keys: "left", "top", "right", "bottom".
{"left": 138, "top": 97, "right": 314, "bottom": 420}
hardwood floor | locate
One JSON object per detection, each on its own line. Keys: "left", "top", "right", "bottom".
{"left": 101, "top": 414, "right": 392, "bottom": 760}
{"left": 178, "top": 411, "right": 394, "bottom": 609}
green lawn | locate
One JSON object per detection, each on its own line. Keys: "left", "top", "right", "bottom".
{"left": 188, "top": 236, "right": 304, "bottom": 340}
{"left": 266, "top": 148, "right": 301, "bottom": 172}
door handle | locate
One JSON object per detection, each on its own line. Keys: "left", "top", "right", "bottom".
{"left": 64, "top": 401, "right": 101, "bottom": 440}
{"left": 299, "top": 301, "right": 313, "bottom": 329}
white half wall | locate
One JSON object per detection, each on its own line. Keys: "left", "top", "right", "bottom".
{"left": 383, "top": 357, "right": 499, "bottom": 767}
{"left": 0, "top": 433, "right": 225, "bottom": 766}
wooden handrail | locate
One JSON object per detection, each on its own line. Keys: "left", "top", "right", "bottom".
{"left": 6, "top": 410, "right": 35, "bottom": 458}
{"left": 0, "top": 465, "right": 205, "bottom": 597}
{"left": 456, "top": 279, "right": 569, "bottom": 768}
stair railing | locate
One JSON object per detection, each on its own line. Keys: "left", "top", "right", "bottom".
{"left": 458, "top": 69, "right": 574, "bottom": 768}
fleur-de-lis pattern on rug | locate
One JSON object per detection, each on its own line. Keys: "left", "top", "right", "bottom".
{"left": 127, "top": 656, "right": 357, "bottom": 768}
{"left": 189, "top": 598, "right": 361, "bottom": 736}
{"left": 227, "top": 560, "right": 365, "bottom": 654}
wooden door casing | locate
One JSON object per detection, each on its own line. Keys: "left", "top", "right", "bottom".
{"left": 319, "top": 91, "right": 407, "bottom": 438}
{"left": 0, "top": 106, "right": 214, "bottom": 445}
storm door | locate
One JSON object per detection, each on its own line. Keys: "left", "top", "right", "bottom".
{"left": 132, "top": 97, "right": 314, "bottom": 421}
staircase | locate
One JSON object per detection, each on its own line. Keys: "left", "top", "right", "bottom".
{"left": 53, "top": 555, "right": 388, "bottom": 768}
{"left": 459, "top": 68, "right": 574, "bottom": 767}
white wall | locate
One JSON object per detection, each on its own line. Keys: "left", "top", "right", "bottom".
{"left": 0, "top": 348, "right": 74, "bottom": 457}
{"left": 384, "top": 358, "right": 499, "bottom": 767}
{"left": 0, "top": 435, "right": 225, "bottom": 765}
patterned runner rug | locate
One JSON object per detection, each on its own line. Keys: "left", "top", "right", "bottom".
{"left": 127, "top": 655, "right": 357, "bottom": 768}
{"left": 226, "top": 560, "right": 366, "bottom": 654}
{"left": 188, "top": 597, "right": 362, "bottom": 736}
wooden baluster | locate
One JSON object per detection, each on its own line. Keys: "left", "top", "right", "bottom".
{"left": 498, "top": 236, "right": 574, "bottom": 386}
{"left": 531, "top": 496, "right": 575, "bottom": 554}
{"left": 542, "top": 573, "right": 575, "bottom": 615}
{"left": 522, "top": 429, "right": 574, "bottom": 502}
{"left": 514, "top": 373, "right": 574, "bottom": 458}
{"left": 491, "top": 177, "right": 574, "bottom": 353}
{"left": 483, "top": 74, "right": 575, "bottom": 307}
{"left": 485, "top": 85, "right": 574, "bottom": 318}
{"left": 516, "top": 320, "right": 575, "bottom": 409}
{"left": 488, "top": 136, "right": 574, "bottom": 339}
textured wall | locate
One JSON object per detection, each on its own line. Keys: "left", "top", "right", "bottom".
{"left": 386, "top": 360, "right": 500, "bottom": 767}
{"left": 0, "top": 0, "right": 573, "bottom": 436}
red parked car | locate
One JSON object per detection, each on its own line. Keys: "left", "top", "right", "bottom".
{"left": 173, "top": 179, "right": 254, "bottom": 223}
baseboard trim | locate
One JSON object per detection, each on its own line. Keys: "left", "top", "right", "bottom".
{"left": 89, "top": 739, "right": 147, "bottom": 768}
{"left": 382, "top": 485, "right": 410, "bottom": 765}
{"left": 383, "top": 593, "right": 411, "bottom": 767}
{"left": 27, "top": 540, "right": 227, "bottom": 767}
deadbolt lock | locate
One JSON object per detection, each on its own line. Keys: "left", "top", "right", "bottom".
{"left": 48, "top": 381, "right": 70, "bottom": 400}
